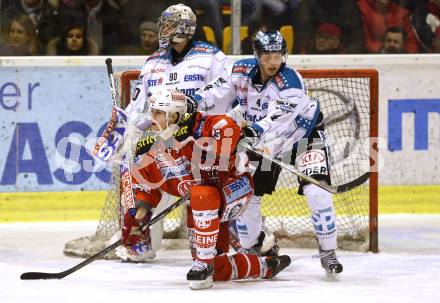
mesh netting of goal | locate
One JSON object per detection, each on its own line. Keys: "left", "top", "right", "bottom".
{"left": 63, "top": 69, "right": 378, "bottom": 259}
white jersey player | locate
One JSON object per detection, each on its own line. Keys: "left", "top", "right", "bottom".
{"left": 125, "top": 5, "right": 228, "bottom": 123}
{"left": 109, "top": 3, "right": 228, "bottom": 262}
{"left": 192, "top": 30, "right": 343, "bottom": 274}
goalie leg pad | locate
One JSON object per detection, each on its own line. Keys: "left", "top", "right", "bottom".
{"left": 190, "top": 185, "right": 221, "bottom": 262}
{"left": 150, "top": 193, "right": 175, "bottom": 252}
{"left": 235, "top": 195, "right": 263, "bottom": 249}
{"left": 303, "top": 184, "right": 337, "bottom": 250}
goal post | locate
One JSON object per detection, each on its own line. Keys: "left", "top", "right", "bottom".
{"left": 298, "top": 69, "right": 378, "bottom": 253}
{"left": 63, "top": 69, "right": 378, "bottom": 258}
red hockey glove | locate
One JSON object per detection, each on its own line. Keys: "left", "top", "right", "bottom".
{"left": 121, "top": 204, "right": 153, "bottom": 246}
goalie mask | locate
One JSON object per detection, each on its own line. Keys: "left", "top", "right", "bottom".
{"left": 252, "top": 30, "right": 287, "bottom": 61}
{"left": 157, "top": 3, "right": 196, "bottom": 47}
{"left": 146, "top": 89, "right": 187, "bottom": 134}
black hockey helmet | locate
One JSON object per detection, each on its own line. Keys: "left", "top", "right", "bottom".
{"left": 252, "top": 30, "right": 287, "bottom": 56}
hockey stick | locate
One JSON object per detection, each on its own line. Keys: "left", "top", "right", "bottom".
{"left": 246, "top": 146, "right": 370, "bottom": 194}
{"left": 106, "top": 58, "right": 117, "bottom": 107}
{"left": 106, "top": 58, "right": 135, "bottom": 217}
{"left": 20, "top": 195, "right": 188, "bottom": 280}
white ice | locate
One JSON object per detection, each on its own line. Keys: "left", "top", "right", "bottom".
{"left": 1, "top": 214, "right": 440, "bottom": 303}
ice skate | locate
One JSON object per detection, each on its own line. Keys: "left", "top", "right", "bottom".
{"left": 264, "top": 255, "right": 291, "bottom": 279}
{"left": 187, "top": 260, "right": 214, "bottom": 290}
{"left": 319, "top": 248, "right": 343, "bottom": 275}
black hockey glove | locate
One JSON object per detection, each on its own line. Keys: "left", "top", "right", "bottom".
{"left": 240, "top": 126, "right": 260, "bottom": 149}
{"left": 185, "top": 94, "right": 198, "bottom": 114}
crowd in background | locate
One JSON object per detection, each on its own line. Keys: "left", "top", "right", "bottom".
{"left": 1, "top": 0, "right": 440, "bottom": 56}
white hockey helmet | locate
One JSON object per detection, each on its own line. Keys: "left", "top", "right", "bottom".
{"left": 157, "top": 3, "right": 196, "bottom": 45}
{"left": 147, "top": 88, "right": 187, "bottom": 127}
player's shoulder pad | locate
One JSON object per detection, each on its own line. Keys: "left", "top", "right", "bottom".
{"left": 174, "top": 112, "right": 198, "bottom": 142}
{"left": 136, "top": 132, "right": 158, "bottom": 156}
{"left": 270, "top": 65, "right": 304, "bottom": 92}
{"left": 231, "top": 58, "right": 258, "bottom": 76}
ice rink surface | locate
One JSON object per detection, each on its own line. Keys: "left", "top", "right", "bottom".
{"left": 1, "top": 215, "right": 440, "bottom": 303}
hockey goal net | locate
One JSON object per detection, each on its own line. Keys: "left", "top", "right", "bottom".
{"left": 64, "top": 69, "right": 378, "bottom": 259}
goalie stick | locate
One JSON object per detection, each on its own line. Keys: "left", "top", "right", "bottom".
{"left": 105, "top": 58, "right": 135, "bottom": 219}
{"left": 106, "top": 58, "right": 117, "bottom": 107}
{"left": 246, "top": 147, "right": 370, "bottom": 194}
{"left": 20, "top": 195, "right": 188, "bottom": 280}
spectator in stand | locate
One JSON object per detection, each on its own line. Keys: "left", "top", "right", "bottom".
{"left": 301, "top": 22, "right": 346, "bottom": 54}
{"left": 0, "top": 14, "right": 43, "bottom": 55}
{"left": 58, "top": 0, "right": 121, "bottom": 54}
{"left": 380, "top": 26, "right": 407, "bottom": 53}
{"left": 411, "top": 0, "right": 440, "bottom": 52}
{"left": 293, "top": 0, "right": 364, "bottom": 54}
{"left": 46, "top": 21, "right": 99, "bottom": 55}
{"left": 432, "top": 26, "right": 440, "bottom": 52}
{"left": 117, "top": 0, "right": 168, "bottom": 47}
{"left": 358, "top": 0, "right": 419, "bottom": 53}
{"left": 138, "top": 21, "right": 159, "bottom": 55}
{"left": 1, "top": 0, "right": 60, "bottom": 46}
{"left": 115, "top": 20, "right": 159, "bottom": 55}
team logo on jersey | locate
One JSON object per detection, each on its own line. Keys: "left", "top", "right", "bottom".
{"left": 275, "top": 99, "right": 296, "bottom": 113}
{"left": 274, "top": 75, "right": 285, "bottom": 89}
{"left": 242, "top": 111, "right": 261, "bottom": 123}
{"left": 187, "top": 64, "right": 210, "bottom": 71}
{"left": 157, "top": 156, "right": 191, "bottom": 179}
{"left": 184, "top": 74, "right": 205, "bottom": 82}
{"left": 222, "top": 176, "right": 252, "bottom": 203}
{"left": 193, "top": 46, "right": 215, "bottom": 53}
{"left": 150, "top": 68, "right": 165, "bottom": 73}
{"left": 147, "top": 78, "right": 163, "bottom": 86}
{"left": 177, "top": 179, "right": 200, "bottom": 196}
{"left": 237, "top": 96, "right": 247, "bottom": 106}
{"left": 234, "top": 85, "right": 248, "bottom": 92}
{"left": 179, "top": 88, "right": 196, "bottom": 96}
{"left": 193, "top": 210, "right": 218, "bottom": 230}
{"left": 297, "top": 150, "right": 328, "bottom": 176}
{"left": 136, "top": 134, "right": 157, "bottom": 155}
{"left": 232, "top": 65, "right": 248, "bottom": 74}
{"left": 193, "top": 216, "right": 211, "bottom": 229}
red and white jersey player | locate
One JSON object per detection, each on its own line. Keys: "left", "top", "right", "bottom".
{"left": 117, "top": 88, "right": 291, "bottom": 290}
